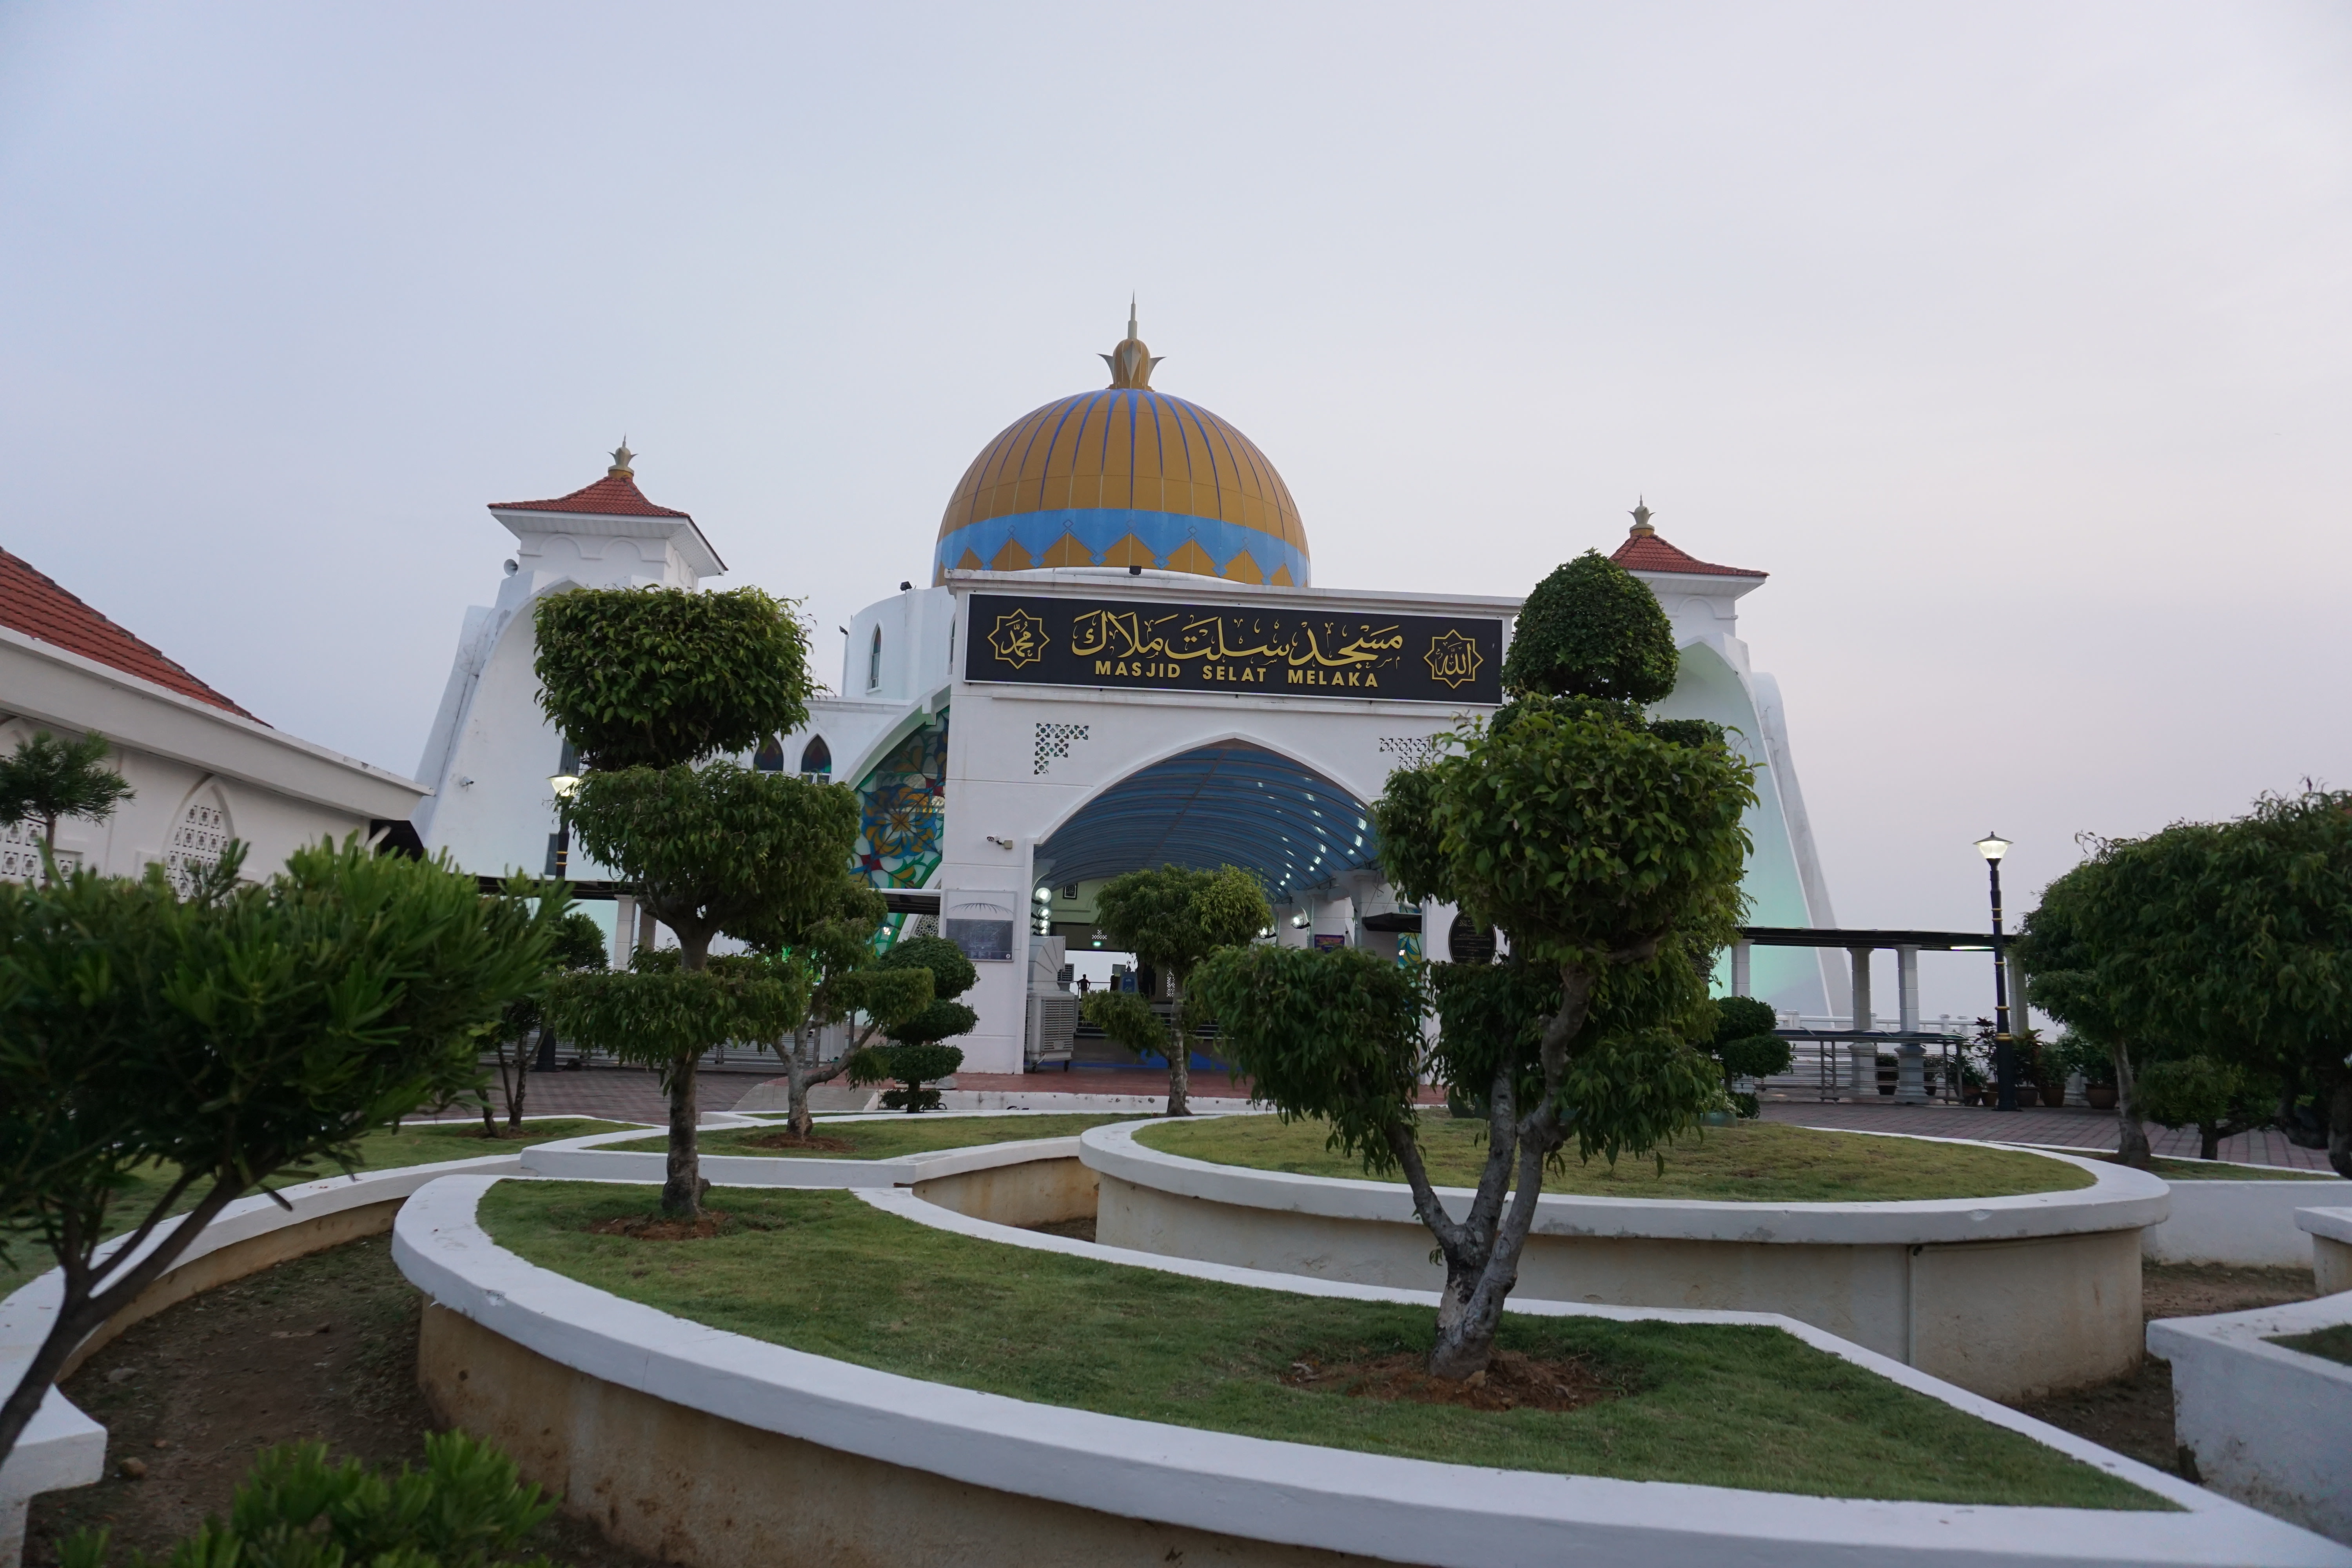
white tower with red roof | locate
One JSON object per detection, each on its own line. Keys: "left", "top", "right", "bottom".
{"left": 411, "top": 446, "right": 724, "bottom": 887}
{"left": 1613, "top": 503, "right": 1836, "bottom": 1013}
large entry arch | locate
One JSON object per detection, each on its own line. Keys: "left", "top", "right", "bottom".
{"left": 1033, "top": 743, "right": 1381, "bottom": 902}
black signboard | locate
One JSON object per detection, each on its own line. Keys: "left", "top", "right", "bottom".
{"left": 963, "top": 593, "right": 1503, "bottom": 704}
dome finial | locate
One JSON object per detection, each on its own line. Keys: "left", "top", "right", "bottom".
{"left": 608, "top": 438, "right": 636, "bottom": 478}
{"left": 1628, "top": 496, "right": 1655, "bottom": 537}
{"left": 1102, "top": 298, "right": 1163, "bottom": 389}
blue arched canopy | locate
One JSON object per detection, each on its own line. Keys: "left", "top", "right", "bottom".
{"left": 1035, "top": 744, "right": 1381, "bottom": 902}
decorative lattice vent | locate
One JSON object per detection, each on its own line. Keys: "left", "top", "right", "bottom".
{"left": 1378, "top": 735, "right": 1438, "bottom": 771}
{"left": 166, "top": 798, "right": 228, "bottom": 894}
{"left": 0, "top": 818, "right": 76, "bottom": 884}
{"left": 1034, "top": 722, "right": 1091, "bottom": 775}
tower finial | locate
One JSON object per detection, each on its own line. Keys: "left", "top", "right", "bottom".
{"left": 608, "top": 438, "right": 636, "bottom": 477}
{"left": 1628, "top": 495, "right": 1654, "bottom": 537}
{"left": 1100, "top": 299, "right": 1164, "bottom": 389}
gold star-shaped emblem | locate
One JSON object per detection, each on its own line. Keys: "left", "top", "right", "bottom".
{"left": 1424, "top": 629, "right": 1483, "bottom": 689}
{"left": 988, "top": 608, "right": 1047, "bottom": 669}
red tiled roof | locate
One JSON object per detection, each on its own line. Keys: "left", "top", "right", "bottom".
{"left": 1611, "top": 532, "right": 1767, "bottom": 579}
{"left": 492, "top": 471, "right": 693, "bottom": 521}
{"left": 0, "top": 548, "right": 260, "bottom": 720}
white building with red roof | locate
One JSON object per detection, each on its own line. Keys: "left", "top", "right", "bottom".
{"left": 0, "top": 548, "right": 428, "bottom": 885}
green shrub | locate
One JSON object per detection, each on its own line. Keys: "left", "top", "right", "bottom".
{"left": 60, "top": 1430, "right": 555, "bottom": 1568}
{"left": 1498, "top": 550, "right": 1679, "bottom": 703}
{"left": 851, "top": 1040, "right": 965, "bottom": 1112}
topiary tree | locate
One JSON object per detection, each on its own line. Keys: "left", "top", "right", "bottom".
{"left": 484, "top": 909, "right": 608, "bottom": 1135}
{"left": 1708, "top": 994, "right": 1789, "bottom": 1117}
{"left": 535, "top": 585, "right": 853, "bottom": 1216}
{"left": 2137, "top": 1054, "right": 2278, "bottom": 1163}
{"left": 1497, "top": 549, "right": 1679, "bottom": 702}
{"left": 771, "top": 877, "right": 935, "bottom": 1137}
{"left": 0, "top": 729, "right": 134, "bottom": 871}
{"left": 0, "top": 838, "right": 566, "bottom": 1463}
{"left": 1082, "top": 864, "right": 1270, "bottom": 1115}
{"left": 2014, "top": 857, "right": 2156, "bottom": 1165}
{"left": 1196, "top": 552, "right": 1751, "bottom": 1382}
{"left": 847, "top": 935, "right": 978, "bottom": 1111}
{"left": 534, "top": 585, "right": 813, "bottom": 771}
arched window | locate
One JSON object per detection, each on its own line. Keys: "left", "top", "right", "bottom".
{"left": 752, "top": 735, "right": 785, "bottom": 773}
{"left": 166, "top": 789, "right": 230, "bottom": 895}
{"left": 799, "top": 735, "right": 832, "bottom": 782}
{"left": 867, "top": 625, "right": 883, "bottom": 690}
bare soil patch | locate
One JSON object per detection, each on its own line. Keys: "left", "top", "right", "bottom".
{"left": 21, "top": 1235, "right": 655, "bottom": 1568}
{"left": 585, "top": 1210, "right": 733, "bottom": 1241}
{"left": 1021, "top": 1217, "right": 1098, "bottom": 1242}
{"left": 739, "top": 1130, "right": 860, "bottom": 1154}
{"left": 1281, "top": 1347, "right": 1625, "bottom": 1414}
{"left": 2010, "top": 1262, "right": 2320, "bottom": 1478}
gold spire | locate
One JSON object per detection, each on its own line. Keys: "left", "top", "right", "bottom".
{"left": 1628, "top": 496, "right": 1655, "bottom": 537}
{"left": 1100, "top": 296, "right": 1164, "bottom": 389}
{"left": 608, "top": 439, "right": 636, "bottom": 478}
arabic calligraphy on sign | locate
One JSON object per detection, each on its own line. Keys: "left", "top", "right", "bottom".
{"left": 1423, "top": 629, "right": 1484, "bottom": 689}
{"left": 987, "top": 608, "right": 1047, "bottom": 669}
{"left": 964, "top": 594, "right": 1504, "bottom": 704}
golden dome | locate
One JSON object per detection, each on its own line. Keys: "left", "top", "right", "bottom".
{"left": 934, "top": 311, "right": 1308, "bottom": 587}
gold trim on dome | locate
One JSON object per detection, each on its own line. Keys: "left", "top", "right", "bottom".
{"left": 1221, "top": 550, "right": 1264, "bottom": 585}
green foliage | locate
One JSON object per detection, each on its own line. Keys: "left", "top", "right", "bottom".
{"left": 0, "top": 729, "right": 135, "bottom": 854}
{"left": 1191, "top": 946, "right": 1428, "bottom": 1172}
{"left": 1401, "top": 697, "right": 1753, "bottom": 969}
{"left": 0, "top": 840, "right": 564, "bottom": 1457}
{"left": 802, "top": 880, "right": 933, "bottom": 1038}
{"left": 1497, "top": 550, "right": 1679, "bottom": 704}
{"left": 60, "top": 1429, "right": 556, "bottom": 1568}
{"left": 545, "top": 911, "right": 608, "bottom": 973}
{"left": 561, "top": 763, "right": 859, "bottom": 965}
{"left": 1717, "top": 1033, "right": 1793, "bottom": 1081}
{"left": 546, "top": 961, "right": 810, "bottom": 1080}
{"left": 2135, "top": 1055, "right": 2246, "bottom": 1132}
{"left": 2016, "top": 789, "right": 2352, "bottom": 1173}
{"left": 533, "top": 585, "right": 812, "bottom": 771}
{"left": 1090, "top": 865, "right": 1271, "bottom": 980}
{"left": 879, "top": 934, "right": 978, "bottom": 1004}
{"left": 847, "top": 1040, "right": 965, "bottom": 1111}
{"left": 1080, "top": 988, "right": 1171, "bottom": 1059}
{"left": 1711, "top": 996, "right": 1780, "bottom": 1044}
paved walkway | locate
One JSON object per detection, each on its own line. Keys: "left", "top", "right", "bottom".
{"left": 1759, "top": 1097, "right": 2335, "bottom": 1170}
{"left": 411, "top": 1066, "right": 2336, "bottom": 1172}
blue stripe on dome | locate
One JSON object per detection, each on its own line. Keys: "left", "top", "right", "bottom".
{"left": 934, "top": 509, "right": 1311, "bottom": 586}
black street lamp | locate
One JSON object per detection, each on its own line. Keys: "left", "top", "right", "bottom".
{"left": 1975, "top": 832, "right": 2016, "bottom": 1112}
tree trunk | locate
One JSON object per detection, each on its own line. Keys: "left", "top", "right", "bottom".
{"left": 2199, "top": 1123, "right": 2221, "bottom": 1162}
{"left": 2110, "top": 1042, "right": 2151, "bottom": 1168}
{"left": 1166, "top": 1029, "right": 1191, "bottom": 1117}
{"left": 662, "top": 1049, "right": 702, "bottom": 1217}
{"left": 786, "top": 1033, "right": 815, "bottom": 1139}
{"left": 0, "top": 1178, "right": 240, "bottom": 1465}
{"left": 479, "top": 1074, "right": 498, "bottom": 1139}
{"left": 2328, "top": 1075, "right": 2352, "bottom": 1181}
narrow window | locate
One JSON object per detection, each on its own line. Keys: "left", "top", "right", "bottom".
{"left": 752, "top": 735, "right": 785, "bottom": 773}
{"left": 867, "top": 626, "right": 883, "bottom": 690}
{"left": 799, "top": 735, "right": 832, "bottom": 782}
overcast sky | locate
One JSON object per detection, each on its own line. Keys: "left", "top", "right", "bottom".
{"left": 4, "top": 2, "right": 2346, "bottom": 1019}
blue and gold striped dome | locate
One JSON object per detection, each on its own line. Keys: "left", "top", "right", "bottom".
{"left": 934, "top": 312, "right": 1308, "bottom": 588}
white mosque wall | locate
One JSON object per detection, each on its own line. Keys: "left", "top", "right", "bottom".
{"left": 0, "top": 628, "right": 425, "bottom": 887}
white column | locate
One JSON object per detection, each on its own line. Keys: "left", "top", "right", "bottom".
{"left": 1894, "top": 944, "right": 1926, "bottom": 1103}
{"left": 1731, "top": 940, "right": 1753, "bottom": 997}
{"left": 611, "top": 893, "right": 636, "bottom": 971}
{"left": 1847, "top": 947, "right": 1875, "bottom": 1093}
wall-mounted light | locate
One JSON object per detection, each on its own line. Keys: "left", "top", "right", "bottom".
{"left": 1290, "top": 912, "right": 1310, "bottom": 929}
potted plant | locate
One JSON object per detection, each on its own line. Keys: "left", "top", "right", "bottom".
{"left": 2053, "top": 1032, "right": 2117, "bottom": 1109}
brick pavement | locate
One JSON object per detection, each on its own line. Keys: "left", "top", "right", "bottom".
{"left": 1759, "top": 1096, "right": 2334, "bottom": 1170}
{"left": 405, "top": 1066, "right": 780, "bottom": 1125}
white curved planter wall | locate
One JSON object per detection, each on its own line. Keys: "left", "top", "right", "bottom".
{"left": 1081, "top": 1123, "right": 2167, "bottom": 1401}
{"left": 2303, "top": 1208, "right": 2352, "bottom": 1296}
{"left": 2142, "top": 1175, "right": 2352, "bottom": 1267}
{"left": 0, "top": 1151, "right": 526, "bottom": 1564}
{"left": 2149, "top": 1282, "right": 2352, "bottom": 1546}
{"left": 390, "top": 1172, "right": 2348, "bottom": 1568}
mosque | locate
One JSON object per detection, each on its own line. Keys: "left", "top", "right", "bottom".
{"left": 412, "top": 312, "right": 1836, "bottom": 1072}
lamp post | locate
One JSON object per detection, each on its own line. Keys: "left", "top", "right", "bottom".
{"left": 1975, "top": 833, "right": 2015, "bottom": 1112}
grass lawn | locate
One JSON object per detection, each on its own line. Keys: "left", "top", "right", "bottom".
{"left": 0, "top": 1119, "right": 639, "bottom": 1300}
{"left": 2269, "top": 1324, "right": 2352, "bottom": 1367}
{"left": 1134, "top": 1116, "right": 2093, "bottom": 1203}
{"left": 479, "top": 1181, "right": 2165, "bottom": 1509}
{"left": 2141, "top": 1157, "right": 2344, "bottom": 1182}
{"left": 608, "top": 1113, "right": 1145, "bottom": 1161}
